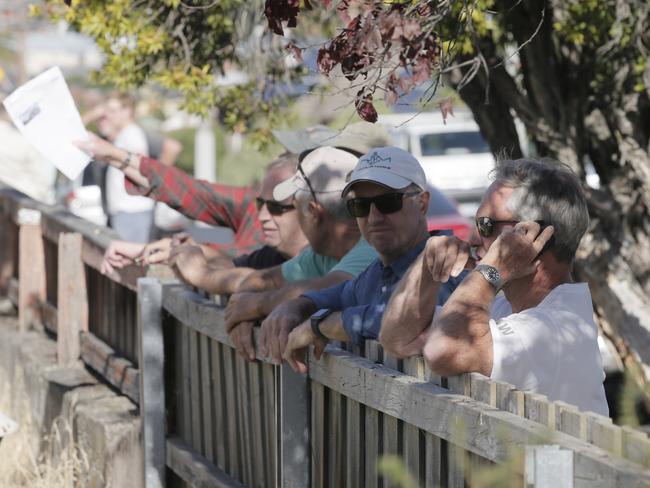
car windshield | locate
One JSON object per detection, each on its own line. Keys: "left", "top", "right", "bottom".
{"left": 426, "top": 186, "right": 457, "bottom": 216}
{"left": 420, "top": 131, "right": 490, "bottom": 156}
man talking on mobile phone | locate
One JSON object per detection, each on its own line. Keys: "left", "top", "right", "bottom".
{"left": 380, "top": 158, "right": 609, "bottom": 416}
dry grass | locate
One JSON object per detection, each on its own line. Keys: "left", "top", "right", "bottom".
{"left": 0, "top": 367, "right": 93, "bottom": 487}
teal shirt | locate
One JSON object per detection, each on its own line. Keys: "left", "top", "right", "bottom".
{"left": 281, "top": 238, "right": 378, "bottom": 282}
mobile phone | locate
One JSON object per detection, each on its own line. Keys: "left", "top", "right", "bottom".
{"left": 535, "top": 220, "right": 555, "bottom": 257}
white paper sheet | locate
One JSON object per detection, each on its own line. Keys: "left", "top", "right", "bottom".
{"left": 2, "top": 66, "right": 90, "bottom": 180}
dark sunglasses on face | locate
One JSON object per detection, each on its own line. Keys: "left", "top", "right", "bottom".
{"left": 255, "top": 197, "right": 295, "bottom": 216}
{"left": 475, "top": 217, "right": 548, "bottom": 238}
{"left": 346, "top": 191, "right": 421, "bottom": 218}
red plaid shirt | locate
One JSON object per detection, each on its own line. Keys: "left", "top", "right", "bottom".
{"left": 125, "top": 156, "right": 263, "bottom": 254}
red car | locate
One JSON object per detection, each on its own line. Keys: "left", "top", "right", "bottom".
{"left": 426, "top": 185, "right": 474, "bottom": 242}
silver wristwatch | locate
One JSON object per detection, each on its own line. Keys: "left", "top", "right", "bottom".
{"left": 474, "top": 264, "right": 503, "bottom": 291}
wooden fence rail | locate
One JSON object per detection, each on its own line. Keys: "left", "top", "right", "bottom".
{"left": 2, "top": 183, "right": 650, "bottom": 487}
{"left": 0, "top": 184, "right": 144, "bottom": 397}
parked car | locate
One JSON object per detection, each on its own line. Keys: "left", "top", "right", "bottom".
{"left": 426, "top": 184, "right": 473, "bottom": 241}
{"left": 379, "top": 111, "right": 494, "bottom": 202}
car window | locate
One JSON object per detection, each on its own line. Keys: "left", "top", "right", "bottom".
{"left": 426, "top": 186, "right": 457, "bottom": 216}
{"left": 420, "top": 131, "right": 490, "bottom": 156}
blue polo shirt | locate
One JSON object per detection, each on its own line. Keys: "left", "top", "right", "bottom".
{"left": 301, "top": 235, "right": 467, "bottom": 345}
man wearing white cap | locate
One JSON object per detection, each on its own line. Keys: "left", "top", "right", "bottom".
{"left": 275, "top": 147, "right": 465, "bottom": 371}
{"left": 224, "top": 146, "right": 379, "bottom": 360}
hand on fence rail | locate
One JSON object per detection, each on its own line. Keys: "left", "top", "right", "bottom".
{"left": 283, "top": 321, "right": 327, "bottom": 374}
{"left": 141, "top": 237, "right": 173, "bottom": 265}
{"left": 101, "top": 240, "right": 146, "bottom": 274}
{"left": 143, "top": 232, "right": 198, "bottom": 265}
{"left": 168, "top": 243, "right": 210, "bottom": 286}
{"left": 225, "top": 290, "right": 265, "bottom": 333}
{"left": 229, "top": 321, "right": 256, "bottom": 361}
{"left": 258, "top": 297, "right": 316, "bottom": 364}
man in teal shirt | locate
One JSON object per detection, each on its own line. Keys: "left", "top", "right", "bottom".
{"left": 225, "top": 146, "right": 378, "bottom": 360}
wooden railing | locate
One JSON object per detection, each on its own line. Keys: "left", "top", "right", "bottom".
{"left": 2, "top": 183, "right": 650, "bottom": 487}
{"left": 0, "top": 183, "right": 144, "bottom": 403}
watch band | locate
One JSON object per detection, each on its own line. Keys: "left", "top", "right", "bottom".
{"left": 310, "top": 308, "right": 332, "bottom": 341}
{"left": 473, "top": 264, "right": 503, "bottom": 291}
{"left": 118, "top": 151, "right": 133, "bottom": 170}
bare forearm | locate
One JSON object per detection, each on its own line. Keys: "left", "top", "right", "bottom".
{"left": 425, "top": 273, "right": 494, "bottom": 376}
{"left": 238, "top": 266, "right": 285, "bottom": 292}
{"left": 201, "top": 267, "right": 255, "bottom": 295}
{"left": 202, "top": 246, "right": 234, "bottom": 264}
{"left": 380, "top": 254, "right": 440, "bottom": 357}
{"left": 319, "top": 312, "right": 349, "bottom": 342}
{"left": 103, "top": 146, "right": 150, "bottom": 187}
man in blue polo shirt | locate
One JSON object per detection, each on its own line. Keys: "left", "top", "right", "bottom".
{"left": 258, "top": 146, "right": 465, "bottom": 371}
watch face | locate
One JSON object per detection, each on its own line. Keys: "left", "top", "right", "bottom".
{"left": 485, "top": 267, "right": 500, "bottom": 281}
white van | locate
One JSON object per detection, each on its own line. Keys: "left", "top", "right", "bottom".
{"left": 378, "top": 111, "right": 494, "bottom": 202}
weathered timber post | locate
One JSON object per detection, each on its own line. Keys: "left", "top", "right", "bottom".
{"left": 0, "top": 195, "right": 17, "bottom": 297}
{"left": 138, "top": 277, "right": 166, "bottom": 488}
{"left": 280, "top": 364, "right": 310, "bottom": 487}
{"left": 525, "top": 445, "right": 574, "bottom": 488}
{"left": 17, "top": 208, "right": 45, "bottom": 332}
{"left": 57, "top": 232, "right": 88, "bottom": 365}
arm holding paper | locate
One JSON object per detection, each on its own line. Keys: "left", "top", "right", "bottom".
{"left": 75, "top": 133, "right": 149, "bottom": 188}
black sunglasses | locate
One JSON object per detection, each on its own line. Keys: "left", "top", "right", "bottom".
{"left": 475, "top": 217, "right": 547, "bottom": 238}
{"left": 255, "top": 197, "right": 295, "bottom": 216}
{"left": 346, "top": 191, "right": 420, "bottom": 218}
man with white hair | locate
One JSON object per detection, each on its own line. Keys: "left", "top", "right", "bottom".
{"left": 225, "top": 146, "right": 379, "bottom": 360}
{"left": 380, "top": 158, "right": 609, "bottom": 415}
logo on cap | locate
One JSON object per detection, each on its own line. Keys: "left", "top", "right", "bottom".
{"left": 361, "top": 152, "right": 392, "bottom": 166}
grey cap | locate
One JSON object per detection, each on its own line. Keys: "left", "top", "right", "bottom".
{"left": 273, "top": 122, "right": 392, "bottom": 156}
{"left": 341, "top": 146, "right": 427, "bottom": 197}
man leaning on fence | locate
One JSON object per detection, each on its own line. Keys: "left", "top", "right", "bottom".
{"left": 224, "top": 146, "right": 379, "bottom": 360}
{"left": 275, "top": 147, "right": 465, "bottom": 372}
{"left": 379, "top": 158, "right": 609, "bottom": 416}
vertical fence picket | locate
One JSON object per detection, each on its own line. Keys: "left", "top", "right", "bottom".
{"left": 17, "top": 210, "right": 45, "bottom": 332}
{"left": 137, "top": 278, "right": 165, "bottom": 488}
{"left": 57, "top": 233, "right": 88, "bottom": 365}
{"left": 280, "top": 362, "right": 310, "bottom": 487}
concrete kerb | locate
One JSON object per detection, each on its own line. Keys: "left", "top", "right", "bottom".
{"left": 0, "top": 317, "right": 144, "bottom": 487}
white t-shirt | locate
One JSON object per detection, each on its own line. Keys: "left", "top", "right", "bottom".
{"left": 489, "top": 283, "right": 609, "bottom": 416}
{"left": 105, "top": 123, "right": 154, "bottom": 215}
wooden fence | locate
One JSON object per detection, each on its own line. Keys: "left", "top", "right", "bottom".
{"left": 2, "top": 183, "right": 650, "bottom": 487}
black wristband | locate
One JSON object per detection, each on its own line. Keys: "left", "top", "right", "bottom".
{"left": 310, "top": 308, "right": 332, "bottom": 341}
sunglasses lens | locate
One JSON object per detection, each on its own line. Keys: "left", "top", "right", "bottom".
{"left": 256, "top": 198, "right": 293, "bottom": 215}
{"left": 373, "top": 193, "right": 404, "bottom": 215}
{"left": 346, "top": 199, "right": 370, "bottom": 218}
{"left": 347, "top": 193, "right": 406, "bottom": 218}
{"left": 267, "top": 201, "right": 284, "bottom": 215}
{"left": 476, "top": 217, "right": 493, "bottom": 237}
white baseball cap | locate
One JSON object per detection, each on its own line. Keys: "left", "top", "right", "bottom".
{"left": 341, "top": 146, "right": 427, "bottom": 196}
{"left": 273, "top": 146, "right": 359, "bottom": 201}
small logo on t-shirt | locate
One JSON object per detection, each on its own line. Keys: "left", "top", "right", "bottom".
{"left": 496, "top": 322, "right": 514, "bottom": 335}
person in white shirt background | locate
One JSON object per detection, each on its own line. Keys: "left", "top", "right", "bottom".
{"left": 380, "top": 158, "right": 609, "bottom": 416}
{"left": 100, "top": 93, "right": 154, "bottom": 243}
